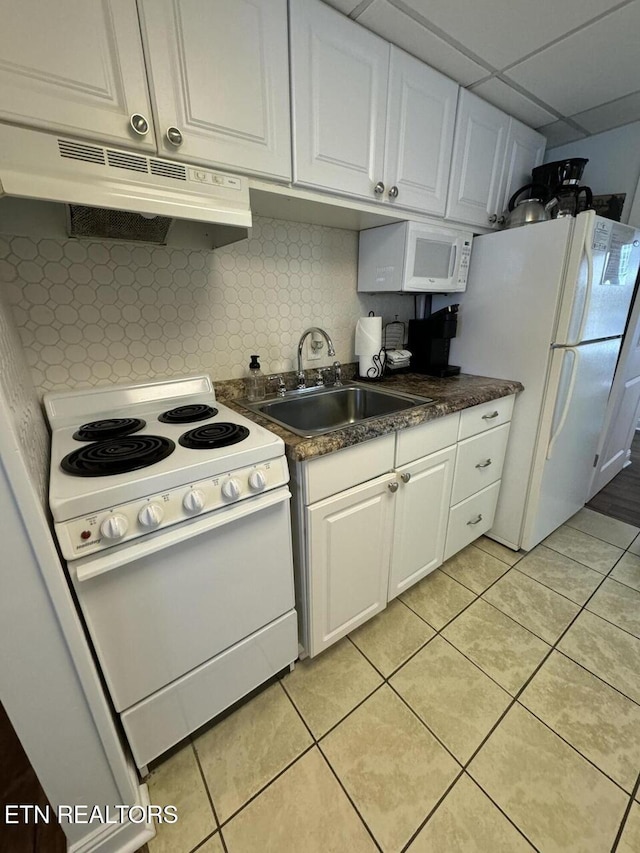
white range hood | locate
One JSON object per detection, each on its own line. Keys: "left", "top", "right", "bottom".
{"left": 0, "top": 124, "right": 251, "bottom": 246}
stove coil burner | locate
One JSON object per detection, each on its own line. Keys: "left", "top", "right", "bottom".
{"left": 61, "top": 435, "right": 175, "bottom": 477}
{"left": 179, "top": 423, "right": 250, "bottom": 449}
{"left": 73, "top": 418, "right": 146, "bottom": 442}
{"left": 158, "top": 404, "right": 217, "bottom": 424}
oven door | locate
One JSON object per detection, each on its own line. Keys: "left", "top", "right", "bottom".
{"left": 69, "top": 487, "right": 294, "bottom": 712}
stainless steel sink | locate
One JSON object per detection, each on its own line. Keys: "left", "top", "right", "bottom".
{"left": 240, "top": 381, "right": 434, "bottom": 438}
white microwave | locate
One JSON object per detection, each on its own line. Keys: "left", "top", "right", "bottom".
{"left": 357, "top": 221, "right": 473, "bottom": 293}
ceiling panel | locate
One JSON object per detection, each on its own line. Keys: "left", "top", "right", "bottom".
{"left": 570, "top": 91, "right": 640, "bottom": 135}
{"left": 470, "top": 78, "right": 557, "bottom": 128}
{"left": 357, "top": 0, "right": 488, "bottom": 85}
{"left": 536, "top": 120, "right": 587, "bottom": 148}
{"left": 398, "top": 0, "right": 624, "bottom": 68}
{"left": 505, "top": 3, "right": 640, "bottom": 115}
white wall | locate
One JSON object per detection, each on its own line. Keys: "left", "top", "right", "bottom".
{"left": 545, "top": 121, "right": 640, "bottom": 226}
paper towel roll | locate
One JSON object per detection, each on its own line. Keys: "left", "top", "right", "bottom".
{"left": 355, "top": 315, "right": 382, "bottom": 356}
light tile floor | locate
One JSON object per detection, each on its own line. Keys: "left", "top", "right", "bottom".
{"left": 145, "top": 511, "right": 640, "bottom": 853}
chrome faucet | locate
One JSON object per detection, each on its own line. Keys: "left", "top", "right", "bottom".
{"left": 296, "top": 327, "right": 336, "bottom": 388}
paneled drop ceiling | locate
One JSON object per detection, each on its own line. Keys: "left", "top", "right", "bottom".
{"left": 324, "top": 0, "right": 640, "bottom": 147}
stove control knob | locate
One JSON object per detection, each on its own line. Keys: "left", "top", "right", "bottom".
{"left": 138, "top": 503, "right": 164, "bottom": 529}
{"left": 248, "top": 470, "right": 267, "bottom": 492}
{"left": 100, "top": 514, "right": 129, "bottom": 541}
{"left": 221, "top": 478, "right": 241, "bottom": 500}
{"left": 183, "top": 489, "right": 205, "bottom": 514}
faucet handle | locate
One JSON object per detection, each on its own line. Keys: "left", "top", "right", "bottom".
{"left": 268, "top": 374, "right": 287, "bottom": 397}
{"left": 314, "top": 369, "right": 327, "bottom": 386}
{"left": 333, "top": 361, "right": 342, "bottom": 386}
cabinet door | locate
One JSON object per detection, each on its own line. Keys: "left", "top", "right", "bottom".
{"left": 290, "top": 0, "right": 389, "bottom": 200}
{"left": 445, "top": 89, "right": 510, "bottom": 229}
{"left": 384, "top": 48, "right": 458, "bottom": 216}
{"left": 307, "top": 473, "right": 396, "bottom": 656}
{"left": 0, "top": 0, "right": 155, "bottom": 150}
{"left": 499, "top": 118, "right": 546, "bottom": 215}
{"left": 138, "top": 0, "right": 291, "bottom": 179}
{"left": 388, "top": 445, "right": 456, "bottom": 601}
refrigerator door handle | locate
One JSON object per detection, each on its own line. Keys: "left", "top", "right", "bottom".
{"left": 547, "top": 347, "right": 579, "bottom": 460}
{"left": 569, "top": 229, "right": 594, "bottom": 346}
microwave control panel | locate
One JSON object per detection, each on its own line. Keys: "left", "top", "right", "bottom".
{"left": 457, "top": 240, "right": 472, "bottom": 287}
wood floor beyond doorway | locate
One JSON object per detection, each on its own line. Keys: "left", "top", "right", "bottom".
{"left": 587, "top": 433, "right": 640, "bottom": 527}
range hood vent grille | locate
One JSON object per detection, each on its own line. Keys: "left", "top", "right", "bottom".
{"left": 67, "top": 205, "right": 172, "bottom": 244}
{"left": 150, "top": 160, "right": 187, "bottom": 181}
{"left": 107, "top": 149, "right": 148, "bottom": 173}
{"left": 58, "top": 139, "right": 105, "bottom": 165}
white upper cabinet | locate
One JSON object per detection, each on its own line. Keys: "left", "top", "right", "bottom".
{"left": 499, "top": 117, "right": 547, "bottom": 214}
{"left": 446, "top": 90, "right": 546, "bottom": 229}
{"left": 138, "top": 0, "right": 291, "bottom": 180}
{"left": 0, "top": 0, "right": 156, "bottom": 150}
{"left": 384, "top": 48, "right": 458, "bottom": 216}
{"left": 290, "top": 0, "right": 389, "bottom": 200}
{"left": 446, "top": 89, "right": 510, "bottom": 229}
{"left": 290, "top": 0, "right": 459, "bottom": 216}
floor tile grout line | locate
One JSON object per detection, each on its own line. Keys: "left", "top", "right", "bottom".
{"left": 554, "top": 645, "right": 640, "bottom": 709}
{"left": 582, "top": 605, "right": 640, "bottom": 643}
{"left": 316, "top": 743, "right": 384, "bottom": 853}
{"left": 278, "top": 678, "right": 318, "bottom": 744}
{"left": 507, "top": 564, "right": 599, "bottom": 607}
{"left": 479, "top": 595, "right": 554, "bottom": 646}
{"left": 214, "top": 742, "right": 317, "bottom": 832}
{"left": 188, "top": 830, "right": 224, "bottom": 853}
{"left": 190, "top": 742, "right": 227, "bottom": 848}
{"left": 315, "top": 680, "right": 387, "bottom": 743}
{"left": 564, "top": 514, "right": 639, "bottom": 547}
{"left": 611, "top": 769, "right": 640, "bottom": 851}
{"left": 348, "top": 628, "right": 435, "bottom": 682}
{"left": 398, "top": 768, "right": 466, "bottom": 853}
{"left": 541, "top": 538, "right": 624, "bottom": 572}
{"left": 513, "top": 697, "right": 635, "bottom": 797}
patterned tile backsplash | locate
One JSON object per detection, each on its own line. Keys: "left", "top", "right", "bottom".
{"left": 0, "top": 216, "right": 411, "bottom": 396}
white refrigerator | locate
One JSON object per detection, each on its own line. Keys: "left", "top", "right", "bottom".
{"left": 450, "top": 210, "right": 640, "bottom": 551}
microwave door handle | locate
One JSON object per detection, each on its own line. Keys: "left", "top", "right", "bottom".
{"left": 449, "top": 244, "right": 457, "bottom": 279}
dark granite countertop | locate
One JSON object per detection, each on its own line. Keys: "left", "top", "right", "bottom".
{"left": 217, "top": 370, "right": 523, "bottom": 464}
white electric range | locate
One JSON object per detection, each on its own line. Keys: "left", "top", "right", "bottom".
{"left": 44, "top": 375, "right": 298, "bottom": 771}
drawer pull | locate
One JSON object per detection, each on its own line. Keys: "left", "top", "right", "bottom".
{"left": 482, "top": 411, "right": 499, "bottom": 420}
{"left": 388, "top": 481, "right": 399, "bottom": 493}
{"left": 467, "top": 514, "right": 483, "bottom": 526}
{"left": 401, "top": 472, "right": 411, "bottom": 483}
{"left": 475, "top": 459, "right": 492, "bottom": 469}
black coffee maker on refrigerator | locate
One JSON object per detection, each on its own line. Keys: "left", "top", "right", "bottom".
{"left": 408, "top": 305, "right": 461, "bottom": 377}
{"left": 532, "top": 158, "right": 593, "bottom": 217}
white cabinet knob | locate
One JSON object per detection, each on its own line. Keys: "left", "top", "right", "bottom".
{"left": 248, "top": 470, "right": 267, "bottom": 492}
{"left": 138, "top": 503, "right": 164, "bottom": 529}
{"left": 100, "top": 514, "right": 129, "bottom": 540}
{"left": 221, "top": 478, "right": 241, "bottom": 500}
{"left": 183, "top": 489, "right": 205, "bottom": 514}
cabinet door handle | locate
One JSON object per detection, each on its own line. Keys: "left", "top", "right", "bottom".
{"left": 475, "top": 459, "right": 492, "bottom": 469}
{"left": 400, "top": 472, "right": 411, "bottom": 483}
{"left": 482, "top": 411, "right": 499, "bottom": 420}
{"left": 166, "top": 126, "right": 184, "bottom": 146}
{"left": 467, "top": 514, "right": 483, "bottom": 526}
{"left": 388, "top": 185, "right": 399, "bottom": 199}
{"left": 488, "top": 214, "right": 498, "bottom": 224}
{"left": 374, "top": 181, "right": 385, "bottom": 195}
{"left": 388, "top": 481, "right": 399, "bottom": 493}
{"left": 130, "top": 113, "right": 150, "bottom": 136}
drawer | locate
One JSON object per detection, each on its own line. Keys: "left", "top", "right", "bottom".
{"left": 444, "top": 481, "right": 501, "bottom": 561}
{"left": 451, "top": 423, "right": 510, "bottom": 505}
{"left": 303, "top": 433, "right": 395, "bottom": 504}
{"left": 395, "top": 411, "right": 460, "bottom": 467}
{"left": 458, "top": 395, "right": 514, "bottom": 441}
{"left": 122, "top": 610, "right": 298, "bottom": 769}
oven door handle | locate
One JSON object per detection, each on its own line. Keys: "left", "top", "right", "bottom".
{"left": 73, "top": 488, "right": 291, "bottom": 583}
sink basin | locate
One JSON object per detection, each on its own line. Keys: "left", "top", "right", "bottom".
{"left": 240, "top": 381, "right": 434, "bottom": 438}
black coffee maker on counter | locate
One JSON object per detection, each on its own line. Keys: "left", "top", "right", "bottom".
{"left": 408, "top": 305, "right": 460, "bottom": 377}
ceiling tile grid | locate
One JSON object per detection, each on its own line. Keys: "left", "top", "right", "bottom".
{"left": 323, "top": 0, "right": 640, "bottom": 141}
{"left": 0, "top": 219, "right": 410, "bottom": 396}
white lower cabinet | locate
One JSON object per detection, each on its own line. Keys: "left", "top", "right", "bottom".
{"left": 306, "top": 472, "right": 396, "bottom": 656}
{"left": 294, "top": 396, "right": 516, "bottom": 657}
{"left": 388, "top": 445, "right": 456, "bottom": 601}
